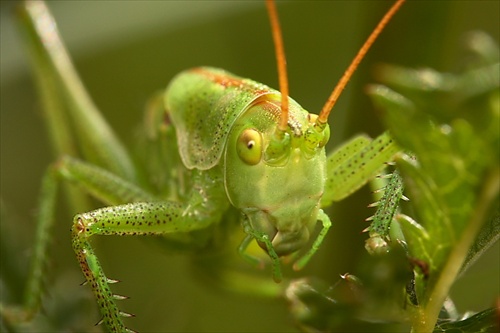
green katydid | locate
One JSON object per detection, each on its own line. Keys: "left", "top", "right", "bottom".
{"left": 2, "top": 0, "right": 407, "bottom": 331}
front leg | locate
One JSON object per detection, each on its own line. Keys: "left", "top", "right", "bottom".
{"left": 239, "top": 209, "right": 332, "bottom": 281}
{"left": 72, "top": 198, "right": 226, "bottom": 332}
{"left": 293, "top": 209, "right": 332, "bottom": 271}
{"left": 239, "top": 216, "right": 282, "bottom": 283}
{"left": 1, "top": 155, "right": 227, "bottom": 332}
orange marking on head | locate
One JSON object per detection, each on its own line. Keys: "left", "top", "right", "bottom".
{"left": 191, "top": 68, "right": 245, "bottom": 88}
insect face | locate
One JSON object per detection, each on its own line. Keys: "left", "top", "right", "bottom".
{"left": 224, "top": 94, "right": 329, "bottom": 257}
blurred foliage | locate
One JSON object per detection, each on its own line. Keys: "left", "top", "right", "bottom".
{"left": 284, "top": 30, "right": 499, "bottom": 333}
{"left": 370, "top": 30, "right": 499, "bottom": 332}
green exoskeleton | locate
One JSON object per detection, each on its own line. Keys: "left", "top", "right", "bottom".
{"left": 3, "top": 0, "right": 406, "bottom": 332}
{"left": 165, "top": 68, "right": 333, "bottom": 280}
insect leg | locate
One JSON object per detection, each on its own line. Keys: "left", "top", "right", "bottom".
{"left": 293, "top": 209, "right": 332, "bottom": 271}
{"left": 4, "top": 168, "right": 59, "bottom": 323}
{"left": 322, "top": 131, "right": 400, "bottom": 207}
{"left": 1, "top": 157, "right": 156, "bottom": 327}
{"left": 365, "top": 169, "right": 406, "bottom": 255}
{"left": 240, "top": 216, "right": 282, "bottom": 282}
{"left": 19, "top": 1, "right": 136, "bottom": 181}
{"left": 72, "top": 178, "right": 229, "bottom": 332}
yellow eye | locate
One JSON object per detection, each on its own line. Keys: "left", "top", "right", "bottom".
{"left": 236, "top": 128, "right": 262, "bottom": 165}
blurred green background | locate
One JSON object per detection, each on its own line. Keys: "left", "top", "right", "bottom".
{"left": 1, "top": 1, "right": 498, "bottom": 332}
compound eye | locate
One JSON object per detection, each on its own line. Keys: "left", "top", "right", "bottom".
{"left": 236, "top": 128, "right": 262, "bottom": 165}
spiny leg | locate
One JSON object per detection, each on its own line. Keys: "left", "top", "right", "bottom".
{"left": 365, "top": 169, "right": 407, "bottom": 255}
{"left": 60, "top": 161, "right": 227, "bottom": 331}
{"left": 0, "top": 157, "right": 155, "bottom": 328}
{"left": 71, "top": 201, "right": 200, "bottom": 332}
{"left": 14, "top": 2, "right": 150, "bottom": 324}
{"left": 319, "top": 131, "right": 408, "bottom": 258}
{"left": 13, "top": 2, "right": 149, "bottom": 323}
{"left": 3, "top": 154, "right": 227, "bottom": 332}
{"left": 71, "top": 163, "right": 227, "bottom": 331}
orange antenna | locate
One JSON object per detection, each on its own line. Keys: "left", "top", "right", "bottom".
{"left": 266, "top": 0, "right": 289, "bottom": 133}
{"left": 317, "top": 0, "right": 405, "bottom": 124}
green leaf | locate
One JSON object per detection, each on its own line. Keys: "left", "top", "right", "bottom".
{"left": 368, "top": 31, "right": 499, "bottom": 332}
{"left": 460, "top": 207, "right": 500, "bottom": 275}
{"left": 433, "top": 307, "right": 498, "bottom": 333}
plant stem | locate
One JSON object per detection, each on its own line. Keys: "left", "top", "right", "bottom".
{"left": 412, "top": 167, "right": 500, "bottom": 333}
